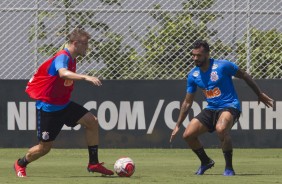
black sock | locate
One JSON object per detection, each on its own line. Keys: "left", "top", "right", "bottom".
{"left": 18, "top": 156, "right": 29, "bottom": 167}
{"left": 193, "top": 147, "right": 210, "bottom": 165}
{"left": 223, "top": 150, "right": 233, "bottom": 169}
{"left": 88, "top": 145, "right": 99, "bottom": 164}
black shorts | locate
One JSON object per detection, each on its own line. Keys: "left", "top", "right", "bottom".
{"left": 36, "top": 101, "right": 89, "bottom": 142}
{"left": 194, "top": 108, "right": 241, "bottom": 133}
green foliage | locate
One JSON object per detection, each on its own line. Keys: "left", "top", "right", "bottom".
{"left": 88, "top": 32, "right": 141, "bottom": 79}
{"left": 236, "top": 28, "right": 282, "bottom": 78}
{"left": 29, "top": 0, "right": 280, "bottom": 79}
{"left": 37, "top": 43, "right": 60, "bottom": 56}
{"left": 29, "top": 0, "right": 140, "bottom": 79}
{"left": 139, "top": 0, "right": 230, "bottom": 79}
{"left": 100, "top": 0, "right": 121, "bottom": 5}
{"left": 29, "top": 0, "right": 121, "bottom": 58}
{"left": 29, "top": 0, "right": 231, "bottom": 79}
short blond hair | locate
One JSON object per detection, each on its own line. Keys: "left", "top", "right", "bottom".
{"left": 67, "top": 28, "right": 91, "bottom": 43}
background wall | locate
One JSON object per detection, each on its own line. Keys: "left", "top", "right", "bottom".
{"left": 1, "top": 79, "right": 281, "bottom": 148}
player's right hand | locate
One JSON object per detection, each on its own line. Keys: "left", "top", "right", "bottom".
{"left": 170, "top": 126, "right": 179, "bottom": 143}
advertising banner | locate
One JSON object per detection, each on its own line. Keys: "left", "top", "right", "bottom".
{"left": 1, "top": 80, "right": 281, "bottom": 148}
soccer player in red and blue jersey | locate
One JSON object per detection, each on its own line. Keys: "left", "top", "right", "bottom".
{"left": 170, "top": 40, "right": 273, "bottom": 176}
{"left": 14, "top": 28, "right": 114, "bottom": 177}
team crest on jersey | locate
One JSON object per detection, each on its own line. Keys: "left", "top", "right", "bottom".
{"left": 193, "top": 71, "right": 199, "bottom": 77}
{"left": 42, "top": 131, "right": 50, "bottom": 140}
{"left": 210, "top": 71, "right": 218, "bottom": 81}
{"left": 212, "top": 64, "right": 218, "bottom": 69}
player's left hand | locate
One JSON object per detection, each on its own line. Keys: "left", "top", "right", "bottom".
{"left": 85, "top": 76, "right": 102, "bottom": 86}
{"left": 258, "top": 92, "right": 273, "bottom": 108}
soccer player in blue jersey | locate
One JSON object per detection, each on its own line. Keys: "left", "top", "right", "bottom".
{"left": 170, "top": 40, "right": 273, "bottom": 176}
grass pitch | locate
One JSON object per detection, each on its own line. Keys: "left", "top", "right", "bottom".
{"left": 1, "top": 148, "right": 282, "bottom": 184}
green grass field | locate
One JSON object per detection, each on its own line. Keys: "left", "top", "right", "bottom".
{"left": 1, "top": 148, "right": 282, "bottom": 184}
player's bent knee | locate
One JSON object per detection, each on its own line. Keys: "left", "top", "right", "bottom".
{"left": 216, "top": 128, "right": 224, "bottom": 135}
{"left": 182, "top": 132, "right": 193, "bottom": 142}
{"left": 80, "top": 113, "right": 98, "bottom": 128}
{"left": 84, "top": 115, "right": 98, "bottom": 130}
{"left": 216, "top": 127, "right": 229, "bottom": 136}
{"left": 84, "top": 112, "right": 98, "bottom": 122}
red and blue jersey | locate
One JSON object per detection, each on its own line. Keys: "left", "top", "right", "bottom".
{"left": 187, "top": 58, "right": 241, "bottom": 111}
{"left": 26, "top": 49, "right": 76, "bottom": 112}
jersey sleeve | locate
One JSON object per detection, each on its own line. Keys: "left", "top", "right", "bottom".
{"left": 186, "top": 73, "right": 197, "bottom": 93}
{"left": 48, "top": 54, "right": 70, "bottom": 76}
{"left": 224, "top": 60, "right": 239, "bottom": 76}
{"left": 54, "top": 54, "right": 69, "bottom": 71}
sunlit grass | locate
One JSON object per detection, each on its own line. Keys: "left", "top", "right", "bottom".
{"left": 1, "top": 148, "right": 282, "bottom": 184}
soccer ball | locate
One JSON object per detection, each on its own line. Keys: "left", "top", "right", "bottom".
{"left": 114, "top": 157, "right": 135, "bottom": 177}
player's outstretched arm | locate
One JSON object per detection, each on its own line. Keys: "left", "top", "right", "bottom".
{"left": 58, "top": 68, "right": 102, "bottom": 86}
{"left": 170, "top": 93, "right": 195, "bottom": 143}
{"left": 235, "top": 68, "right": 273, "bottom": 108}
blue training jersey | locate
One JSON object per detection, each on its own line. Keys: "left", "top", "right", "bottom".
{"left": 36, "top": 48, "right": 72, "bottom": 112}
{"left": 186, "top": 58, "right": 241, "bottom": 111}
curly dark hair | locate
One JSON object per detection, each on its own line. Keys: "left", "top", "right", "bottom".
{"left": 192, "top": 40, "right": 210, "bottom": 53}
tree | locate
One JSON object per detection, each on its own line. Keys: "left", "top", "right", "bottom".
{"left": 236, "top": 28, "right": 282, "bottom": 78}
{"left": 30, "top": 0, "right": 85, "bottom": 56}
{"left": 89, "top": 31, "right": 141, "bottom": 79}
{"left": 29, "top": 0, "right": 233, "bottom": 79}
{"left": 136, "top": 0, "right": 231, "bottom": 79}
{"left": 29, "top": 0, "right": 141, "bottom": 79}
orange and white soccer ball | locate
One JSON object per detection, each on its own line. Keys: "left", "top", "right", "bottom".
{"left": 114, "top": 157, "right": 135, "bottom": 177}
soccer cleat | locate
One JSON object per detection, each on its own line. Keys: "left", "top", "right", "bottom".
{"left": 87, "top": 162, "right": 114, "bottom": 176}
{"left": 14, "top": 159, "right": 27, "bottom": 177}
{"left": 195, "top": 159, "right": 215, "bottom": 175}
{"left": 223, "top": 168, "right": 235, "bottom": 176}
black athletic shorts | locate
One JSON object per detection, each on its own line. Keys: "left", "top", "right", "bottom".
{"left": 194, "top": 108, "right": 241, "bottom": 133}
{"left": 36, "top": 101, "right": 89, "bottom": 142}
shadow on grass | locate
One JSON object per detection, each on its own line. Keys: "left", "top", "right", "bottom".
{"left": 70, "top": 175, "right": 119, "bottom": 178}
{"left": 236, "top": 173, "right": 277, "bottom": 176}
{"left": 69, "top": 175, "right": 141, "bottom": 178}
{"left": 203, "top": 173, "right": 277, "bottom": 176}
{"left": 30, "top": 175, "right": 119, "bottom": 178}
